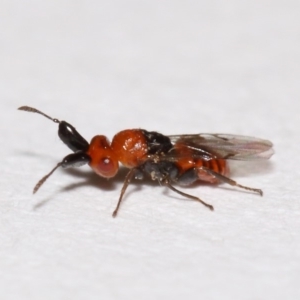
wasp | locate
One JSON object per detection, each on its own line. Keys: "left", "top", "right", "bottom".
{"left": 18, "top": 106, "right": 274, "bottom": 217}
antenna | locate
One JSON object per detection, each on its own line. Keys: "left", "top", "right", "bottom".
{"left": 18, "top": 106, "right": 60, "bottom": 123}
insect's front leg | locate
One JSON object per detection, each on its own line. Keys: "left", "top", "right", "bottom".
{"left": 112, "top": 159, "right": 179, "bottom": 217}
{"left": 112, "top": 168, "right": 138, "bottom": 217}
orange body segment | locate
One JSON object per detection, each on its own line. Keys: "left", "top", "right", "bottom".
{"left": 111, "top": 129, "right": 148, "bottom": 168}
{"left": 88, "top": 135, "right": 119, "bottom": 178}
{"left": 195, "top": 159, "right": 228, "bottom": 183}
{"left": 173, "top": 141, "right": 228, "bottom": 183}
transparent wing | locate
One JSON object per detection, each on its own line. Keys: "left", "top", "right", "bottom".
{"left": 166, "top": 133, "right": 274, "bottom": 161}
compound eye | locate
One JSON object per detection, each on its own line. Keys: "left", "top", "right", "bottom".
{"left": 88, "top": 135, "right": 119, "bottom": 178}
{"left": 97, "top": 156, "right": 118, "bottom": 178}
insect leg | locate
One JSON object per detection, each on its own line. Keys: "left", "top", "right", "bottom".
{"left": 112, "top": 168, "right": 137, "bottom": 217}
{"left": 163, "top": 178, "right": 214, "bottom": 211}
{"left": 198, "top": 166, "right": 263, "bottom": 196}
{"left": 33, "top": 152, "right": 90, "bottom": 194}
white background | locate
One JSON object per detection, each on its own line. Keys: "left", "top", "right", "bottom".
{"left": 1, "top": 1, "right": 299, "bottom": 299}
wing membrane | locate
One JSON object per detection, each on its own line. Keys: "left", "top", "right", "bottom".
{"left": 167, "top": 134, "right": 274, "bottom": 161}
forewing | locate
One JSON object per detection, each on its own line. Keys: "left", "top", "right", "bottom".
{"left": 167, "top": 133, "right": 274, "bottom": 161}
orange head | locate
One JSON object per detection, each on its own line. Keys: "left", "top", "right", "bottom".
{"left": 87, "top": 135, "right": 119, "bottom": 178}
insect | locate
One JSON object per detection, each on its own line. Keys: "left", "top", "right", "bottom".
{"left": 18, "top": 106, "right": 273, "bottom": 217}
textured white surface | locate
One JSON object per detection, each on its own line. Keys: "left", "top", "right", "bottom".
{"left": 1, "top": 1, "right": 299, "bottom": 299}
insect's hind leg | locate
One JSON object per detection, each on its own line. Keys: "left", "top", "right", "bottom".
{"left": 198, "top": 166, "right": 263, "bottom": 196}
{"left": 174, "top": 168, "right": 199, "bottom": 186}
{"left": 163, "top": 178, "right": 214, "bottom": 211}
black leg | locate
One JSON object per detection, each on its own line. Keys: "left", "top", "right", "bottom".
{"left": 175, "top": 168, "right": 198, "bottom": 186}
